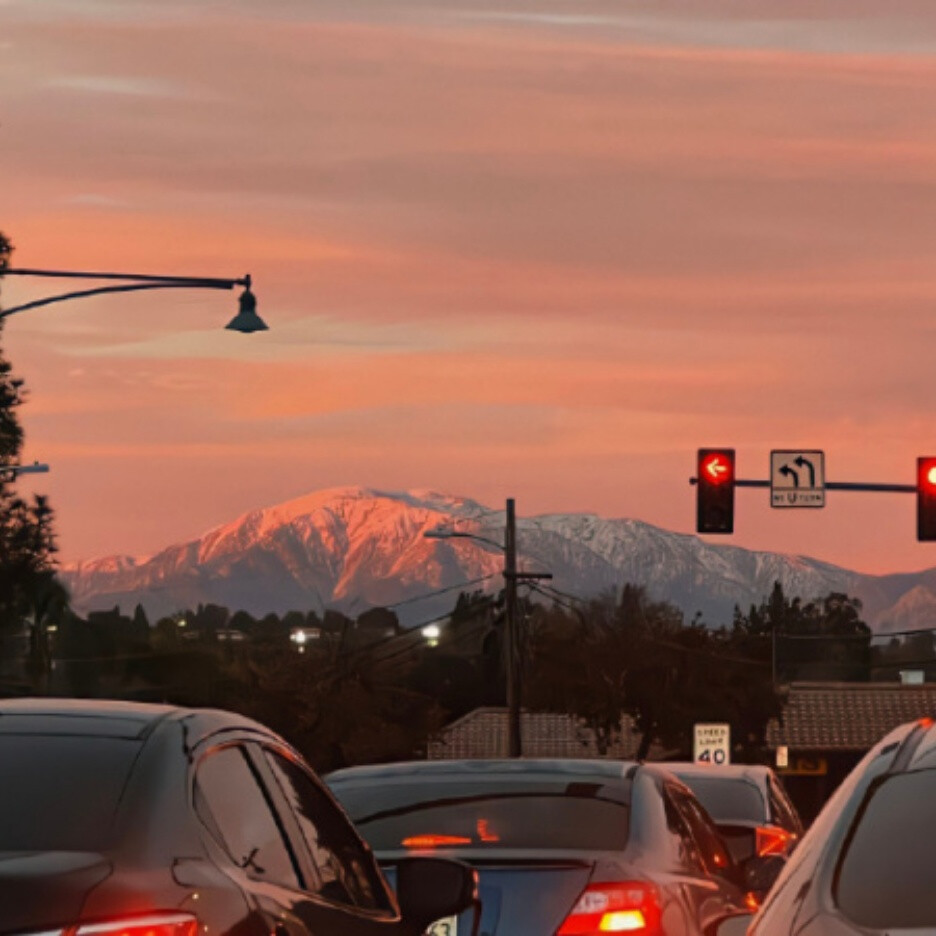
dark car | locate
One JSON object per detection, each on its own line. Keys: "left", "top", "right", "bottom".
{"left": 0, "top": 699, "right": 476, "bottom": 936}
{"left": 667, "top": 764, "right": 803, "bottom": 864}
{"left": 326, "top": 758, "right": 771, "bottom": 936}
{"left": 716, "top": 717, "right": 936, "bottom": 935}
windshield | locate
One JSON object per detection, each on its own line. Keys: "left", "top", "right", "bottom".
{"left": 0, "top": 735, "right": 141, "bottom": 851}
{"left": 673, "top": 775, "right": 766, "bottom": 824}
{"left": 330, "top": 778, "right": 631, "bottom": 852}
{"left": 835, "top": 769, "right": 936, "bottom": 929}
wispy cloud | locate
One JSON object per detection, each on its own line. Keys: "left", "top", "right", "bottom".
{"left": 44, "top": 75, "right": 187, "bottom": 98}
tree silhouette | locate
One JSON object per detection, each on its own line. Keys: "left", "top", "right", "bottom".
{"left": 0, "top": 232, "right": 65, "bottom": 682}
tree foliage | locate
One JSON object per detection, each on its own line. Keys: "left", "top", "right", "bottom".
{"left": 734, "top": 581, "right": 871, "bottom": 682}
{"left": 0, "top": 232, "right": 63, "bottom": 645}
{"left": 526, "top": 584, "right": 783, "bottom": 760}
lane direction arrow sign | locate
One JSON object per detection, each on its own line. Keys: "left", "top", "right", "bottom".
{"left": 771, "top": 450, "right": 825, "bottom": 508}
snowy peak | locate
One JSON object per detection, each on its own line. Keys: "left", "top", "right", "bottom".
{"left": 60, "top": 487, "right": 936, "bottom": 631}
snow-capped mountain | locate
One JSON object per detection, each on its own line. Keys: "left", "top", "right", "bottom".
{"left": 60, "top": 486, "right": 936, "bottom": 631}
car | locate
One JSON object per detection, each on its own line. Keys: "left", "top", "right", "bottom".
{"left": 326, "top": 758, "right": 775, "bottom": 936}
{"left": 715, "top": 717, "right": 936, "bottom": 935}
{"left": 666, "top": 764, "right": 803, "bottom": 864}
{"left": 0, "top": 698, "right": 477, "bottom": 936}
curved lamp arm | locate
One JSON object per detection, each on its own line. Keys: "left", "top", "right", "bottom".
{"left": 0, "top": 268, "right": 266, "bottom": 332}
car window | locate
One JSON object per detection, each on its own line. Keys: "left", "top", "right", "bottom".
{"left": 674, "top": 774, "right": 766, "bottom": 824}
{"left": 767, "top": 777, "right": 801, "bottom": 834}
{"left": 670, "top": 787, "right": 733, "bottom": 876}
{"left": 266, "top": 752, "right": 392, "bottom": 912}
{"left": 0, "top": 735, "right": 141, "bottom": 851}
{"left": 195, "top": 745, "right": 301, "bottom": 890}
{"left": 662, "top": 787, "right": 706, "bottom": 874}
{"left": 835, "top": 768, "right": 936, "bottom": 929}
{"left": 332, "top": 779, "right": 631, "bottom": 853}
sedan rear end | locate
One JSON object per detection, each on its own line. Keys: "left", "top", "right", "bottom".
{"left": 329, "top": 763, "right": 641, "bottom": 936}
{"left": 327, "top": 759, "right": 750, "bottom": 936}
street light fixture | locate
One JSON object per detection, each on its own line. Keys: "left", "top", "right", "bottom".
{"left": 0, "top": 268, "right": 268, "bottom": 333}
{"left": 425, "top": 499, "right": 551, "bottom": 758}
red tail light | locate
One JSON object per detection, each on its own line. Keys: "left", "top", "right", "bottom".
{"left": 76, "top": 914, "right": 198, "bottom": 936}
{"left": 756, "top": 824, "right": 793, "bottom": 857}
{"left": 557, "top": 882, "right": 661, "bottom": 935}
{"left": 402, "top": 834, "right": 472, "bottom": 848}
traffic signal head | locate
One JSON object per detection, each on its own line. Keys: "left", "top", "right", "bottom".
{"left": 918, "top": 457, "right": 936, "bottom": 541}
{"left": 697, "top": 448, "right": 735, "bottom": 534}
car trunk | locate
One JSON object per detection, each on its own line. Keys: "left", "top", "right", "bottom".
{"left": 381, "top": 851, "right": 595, "bottom": 936}
{"left": 0, "top": 851, "right": 112, "bottom": 933}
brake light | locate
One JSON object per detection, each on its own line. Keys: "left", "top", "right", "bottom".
{"left": 477, "top": 819, "right": 500, "bottom": 843}
{"left": 402, "top": 834, "right": 472, "bottom": 848}
{"left": 557, "top": 882, "right": 660, "bottom": 936}
{"left": 744, "top": 891, "right": 760, "bottom": 912}
{"left": 755, "top": 825, "right": 793, "bottom": 857}
{"left": 75, "top": 913, "right": 198, "bottom": 936}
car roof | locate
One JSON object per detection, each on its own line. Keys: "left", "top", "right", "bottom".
{"left": 327, "top": 758, "right": 640, "bottom": 785}
{"left": 0, "top": 698, "right": 278, "bottom": 745}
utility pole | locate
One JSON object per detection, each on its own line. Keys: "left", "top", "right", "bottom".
{"left": 502, "top": 497, "right": 552, "bottom": 758}
{"left": 424, "top": 499, "right": 550, "bottom": 758}
{"left": 504, "top": 498, "right": 521, "bottom": 757}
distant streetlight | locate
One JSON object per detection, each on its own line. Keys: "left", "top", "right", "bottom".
{"left": 1, "top": 267, "right": 268, "bottom": 333}
{"left": 425, "top": 499, "right": 551, "bottom": 757}
{"left": 421, "top": 623, "right": 441, "bottom": 647}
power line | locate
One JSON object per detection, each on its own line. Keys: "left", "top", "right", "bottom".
{"left": 385, "top": 574, "right": 498, "bottom": 610}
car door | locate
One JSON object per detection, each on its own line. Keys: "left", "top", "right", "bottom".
{"left": 193, "top": 740, "right": 320, "bottom": 936}
{"left": 250, "top": 742, "right": 404, "bottom": 936}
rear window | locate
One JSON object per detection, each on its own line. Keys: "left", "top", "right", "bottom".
{"left": 835, "top": 769, "right": 936, "bottom": 929}
{"left": 0, "top": 735, "right": 141, "bottom": 850}
{"left": 673, "top": 775, "right": 765, "bottom": 824}
{"left": 329, "top": 778, "right": 630, "bottom": 852}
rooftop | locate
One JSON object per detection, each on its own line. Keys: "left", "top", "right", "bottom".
{"left": 767, "top": 682, "right": 936, "bottom": 751}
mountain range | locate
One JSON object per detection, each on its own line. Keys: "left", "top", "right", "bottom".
{"left": 60, "top": 486, "right": 936, "bottom": 633}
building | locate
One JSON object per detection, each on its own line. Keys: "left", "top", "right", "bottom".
{"left": 767, "top": 681, "right": 936, "bottom": 822}
{"left": 428, "top": 707, "right": 667, "bottom": 760}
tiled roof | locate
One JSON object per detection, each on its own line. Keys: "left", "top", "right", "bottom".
{"left": 767, "top": 682, "right": 936, "bottom": 751}
{"left": 428, "top": 707, "right": 660, "bottom": 760}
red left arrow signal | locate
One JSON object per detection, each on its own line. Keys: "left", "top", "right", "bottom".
{"left": 701, "top": 452, "right": 733, "bottom": 485}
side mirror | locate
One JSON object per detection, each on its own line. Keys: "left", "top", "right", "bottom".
{"left": 713, "top": 914, "right": 754, "bottom": 936}
{"left": 741, "top": 853, "right": 785, "bottom": 899}
{"left": 395, "top": 857, "right": 479, "bottom": 933}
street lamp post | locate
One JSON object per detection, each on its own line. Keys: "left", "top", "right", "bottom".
{"left": 0, "top": 265, "right": 265, "bottom": 694}
{"left": 0, "top": 268, "right": 268, "bottom": 332}
{"left": 425, "top": 498, "right": 551, "bottom": 757}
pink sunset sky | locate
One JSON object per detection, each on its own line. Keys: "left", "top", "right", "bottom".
{"left": 2, "top": 0, "right": 936, "bottom": 574}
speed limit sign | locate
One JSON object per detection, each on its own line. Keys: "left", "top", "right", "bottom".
{"left": 694, "top": 723, "right": 731, "bottom": 766}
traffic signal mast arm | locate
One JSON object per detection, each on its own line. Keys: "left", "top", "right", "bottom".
{"left": 690, "top": 478, "right": 916, "bottom": 493}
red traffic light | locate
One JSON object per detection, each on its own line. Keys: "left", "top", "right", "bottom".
{"left": 918, "top": 457, "right": 936, "bottom": 542}
{"left": 697, "top": 448, "right": 736, "bottom": 535}
{"left": 919, "top": 458, "right": 936, "bottom": 491}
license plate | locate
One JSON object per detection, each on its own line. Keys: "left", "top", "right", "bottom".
{"left": 428, "top": 917, "right": 458, "bottom": 936}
